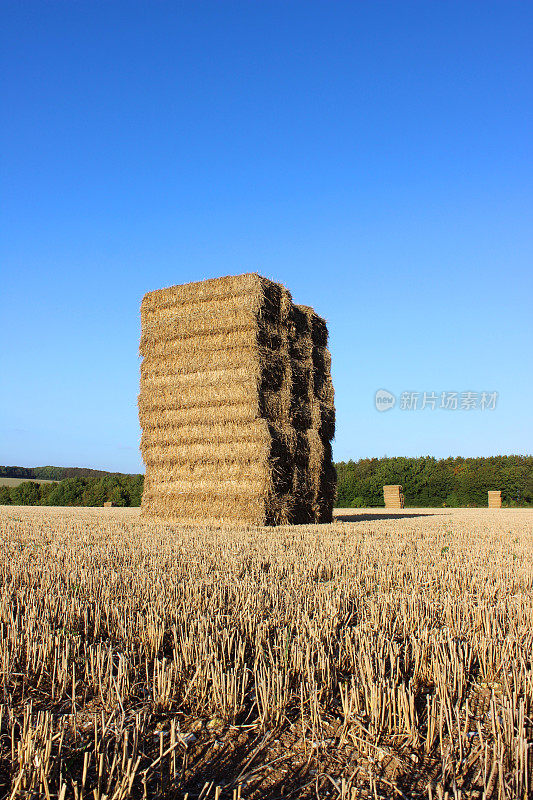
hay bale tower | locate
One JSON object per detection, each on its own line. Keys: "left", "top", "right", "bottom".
{"left": 488, "top": 490, "right": 502, "bottom": 508}
{"left": 138, "top": 273, "right": 336, "bottom": 525}
{"left": 383, "top": 485, "right": 404, "bottom": 509}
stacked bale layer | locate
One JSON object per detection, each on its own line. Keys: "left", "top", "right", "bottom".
{"left": 139, "top": 273, "right": 336, "bottom": 525}
{"left": 383, "top": 485, "right": 405, "bottom": 509}
{"left": 288, "top": 305, "right": 336, "bottom": 523}
{"left": 488, "top": 490, "right": 502, "bottom": 508}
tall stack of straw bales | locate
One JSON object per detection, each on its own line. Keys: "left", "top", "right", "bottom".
{"left": 383, "top": 485, "right": 405, "bottom": 509}
{"left": 488, "top": 490, "right": 502, "bottom": 508}
{"left": 138, "top": 273, "right": 336, "bottom": 525}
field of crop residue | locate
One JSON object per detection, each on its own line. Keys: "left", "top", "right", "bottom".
{"left": 0, "top": 506, "right": 531, "bottom": 799}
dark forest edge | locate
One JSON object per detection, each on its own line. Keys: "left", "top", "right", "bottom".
{"left": 336, "top": 455, "right": 532, "bottom": 508}
{"left": 1, "top": 455, "right": 532, "bottom": 508}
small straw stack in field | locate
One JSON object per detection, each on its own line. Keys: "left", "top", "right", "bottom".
{"left": 383, "top": 484, "right": 405, "bottom": 509}
{"left": 488, "top": 490, "right": 502, "bottom": 508}
{"left": 138, "top": 273, "right": 336, "bottom": 524}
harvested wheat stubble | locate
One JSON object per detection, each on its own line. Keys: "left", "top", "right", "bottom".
{"left": 139, "top": 273, "right": 336, "bottom": 524}
{"left": 1, "top": 505, "right": 532, "bottom": 799}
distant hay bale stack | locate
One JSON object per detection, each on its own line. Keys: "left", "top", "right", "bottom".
{"left": 488, "top": 490, "right": 502, "bottom": 508}
{"left": 138, "top": 273, "right": 336, "bottom": 525}
{"left": 383, "top": 485, "right": 404, "bottom": 509}
{"left": 103, "top": 501, "right": 115, "bottom": 508}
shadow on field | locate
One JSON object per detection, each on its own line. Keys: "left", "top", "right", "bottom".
{"left": 334, "top": 512, "right": 445, "bottom": 522}
{"left": 180, "top": 725, "right": 321, "bottom": 799}
{"left": 178, "top": 718, "right": 420, "bottom": 798}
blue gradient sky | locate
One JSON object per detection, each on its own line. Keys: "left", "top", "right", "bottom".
{"left": 1, "top": 1, "right": 532, "bottom": 472}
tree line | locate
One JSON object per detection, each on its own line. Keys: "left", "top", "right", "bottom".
{"left": 2, "top": 455, "right": 531, "bottom": 508}
{"left": 0, "top": 465, "right": 125, "bottom": 480}
{"left": 336, "top": 455, "right": 533, "bottom": 508}
{"left": 0, "top": 474, "right": 143, "bottom": 507}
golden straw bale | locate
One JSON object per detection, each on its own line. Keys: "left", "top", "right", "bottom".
{"left": 139, "top": 273, "right": 335, "bottom": 524}
{"left": 488, "top": 490, "right": 502, "bottom": 508}
{"left": 383, "top": 485, "right": 405, "bottom": 509}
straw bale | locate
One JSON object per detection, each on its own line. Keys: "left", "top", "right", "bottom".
{"left": 310, "top": 400, "right": 336, "bottom": 440}
{"left": 140, "top": 360, "right": 285, "bottom": 388}
{"left": 296, "top": 305, "right": 329, "bottom": 347}
{"left": 142, "top": 272, "right": 289, "bottom": 315}
{"left": 149, "top": 477, "right": 268, "bottom": 494}
{"left": 142, "top": 290, "right": 263, "bottom": 325}
{"left": 138, "top": 273, "right": 335, "bottom": 524}
{"left": 140, "top": 330, "right": 256, "bottom": 361}
{"left": 140, "top": 376, "right": 258, "bottom": 408}
{"left": 140, "top": 420, "right": 295, "bottom": 446}
{"left": 139, "top": 402, "right": 259, "bottom": 427}
{"left": 149, "top": 460, "right": 267, "bottom": 483}
{"left": 488, "top": 490, "right": 502, "bottom": 508}
{"left": 304, "top": 429, "right": 323, "bottom": 515}
{"left": 288, "top": 306, "right": 313, "bottom": 361}
{"left": 141, "top": 491, "right": 268, "bottom": 525}
{"left": 141, "top": 273, "right": 258, "bottom": 310}
{"left": 141, "top": 436, "right": 268, "bottom": 460}
{"left": 291, "top": 467, "right": 316, "bottom": 525}
{"left": 318, "top": 460, "right": 337, "bottom": 522}
{"left": 383, "top": 485, "right": 405, "bottom": 509}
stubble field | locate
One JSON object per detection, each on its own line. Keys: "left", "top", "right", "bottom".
{"left": 0, "top": 506, "right": 531, "bottom": 799}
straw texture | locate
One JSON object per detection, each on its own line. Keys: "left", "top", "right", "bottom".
{"left": 488, "top": 490, "right": 502, "bottom": 508}
{"left": 139, "top": 273, "right": 336, "bottom": 524}
{"left": 383, "top": 484, "right": 405, "bottom": 509}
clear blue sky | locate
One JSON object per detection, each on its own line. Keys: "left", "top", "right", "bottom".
{"left": 1, "top": 1, "right": 532, "bottom": 472}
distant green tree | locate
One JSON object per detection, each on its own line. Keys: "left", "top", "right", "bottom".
{"left": 351, "top": 496, "right": 365, "bottom": 508}
{"left": 39, "top": 482, "right": 56, "bottom": 503}
{"left": 128, "top": 475, "right": 144, "bottom": 506}
{"left": 11, "top": 481, "right": 41, "bottom": 505}
{"left": 109, "top": 484, "right": 128, "bottom": 507}
{"left": 0, "top": 486, "right": 12, "bottom": 505}
{"left": 82, "top": 478, "right": 107, "bottom": 506}
{"left": 45, "top": 478, "right": 86, "bottom": 506}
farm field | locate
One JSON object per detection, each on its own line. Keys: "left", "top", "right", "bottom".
{"left": 0, "top": 506, "right": 531, "bottom": 799}
{"left": 0, "top": 477, "right": 57, "bottom": 487}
